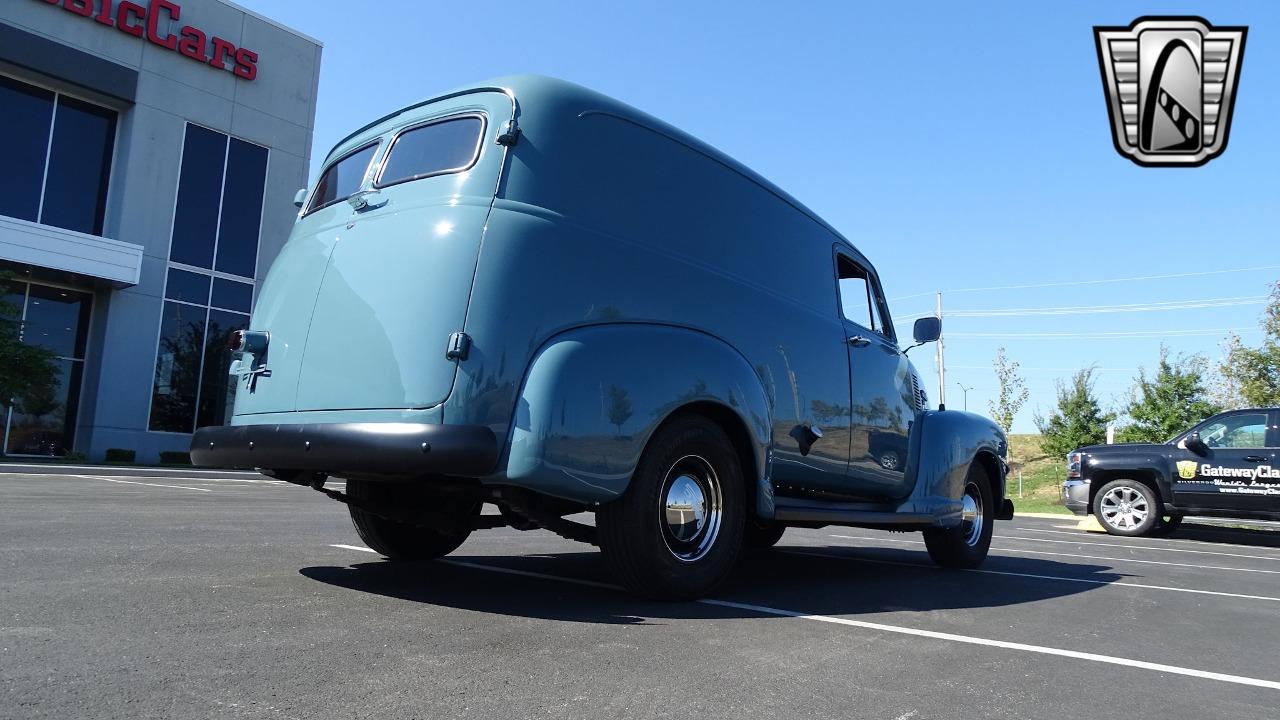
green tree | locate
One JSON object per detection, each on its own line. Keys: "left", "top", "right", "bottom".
{"left": 0, "top": 274, "right": 59, "bottom": 416}
{"left": 988, "top": 346, "right": 1029, "bottom": 433}
{"left": 1121, "top": 349, "right": 1220, "bottom": 443}
{"left": 1218, "top": 281, "right": 1280, "bottom": 407}
{"left": 1036, "top": 368, "right": 1115, "bottom": 458}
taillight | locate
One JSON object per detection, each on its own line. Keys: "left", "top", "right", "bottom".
{"left": 228, "top": 329, "right": 270, "bottom": 353}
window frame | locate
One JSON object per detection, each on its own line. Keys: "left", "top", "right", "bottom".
{"left": 833, "top": 249, "right": 897, "bottom": 344}
{"left": 372, "top": 113, "right": 487, "bottom": 191}
{"left": 0, "top": 71, "right": 120, "bottom": 237}
{"left": 1184, "top": 410, "right": 1272, "bottom": 450}
{"left": 148, "top": 122, "right": 267, "bottom": 435}
{"left": 303, "top": 140, "right": 381, "bottom": 217}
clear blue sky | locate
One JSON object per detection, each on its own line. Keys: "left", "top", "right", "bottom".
{"left": 250, "top": 0, "right": 1279, "bottom": 433}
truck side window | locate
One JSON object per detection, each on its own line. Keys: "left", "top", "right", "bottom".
{"left": 307, "top": 143, "right": 378, "bottom": 215}
{"left": 376, "top": 116, "right": 484, "bottom": 188}
{"left": 1200, "top": 413, "right": 1268, "bottom": 448}
{"left": 837, "top": 255, "right": 887, "bottom": 335}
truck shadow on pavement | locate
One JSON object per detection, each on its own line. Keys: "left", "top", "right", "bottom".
{"left": 300, "top": 544, "right": 1123, "bottom": 625}
{"left": 1164, "top": 521, "right": 1280, "bottom": 549}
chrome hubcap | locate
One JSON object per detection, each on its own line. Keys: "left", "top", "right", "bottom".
{"left": 960, "top": 482, "right": 984, "bottom": 547}
{"left": 1100, "top": 486, "right": 1149, "bottom": 529}
{"left": 660, "top": 455, "right": 723, "bottom": 562}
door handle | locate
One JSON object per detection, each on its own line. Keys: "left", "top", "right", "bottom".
{"left": 847, "top": 335, "right": 871, "bottom": 347}
{"left": 347, "top": 189, "right": 388, "bottom": 211}
{"left": 1244, "top": 455, "right": 1267, "bottom": 463}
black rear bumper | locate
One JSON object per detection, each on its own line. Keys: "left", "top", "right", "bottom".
{"left": 190, "top": 422, "right": 499, "bottom": 477}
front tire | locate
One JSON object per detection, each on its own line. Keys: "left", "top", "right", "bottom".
{"left": 923, "top": 463, "right": 995, "bottom": 569}
{"left": 597, "top": 414, "right": 745, "bottom": 599}
{"left": 1093, "top": 479, "right": 1160, "bottom": 537}
{"left": 347, "top": 480, "right": 475, "bottom": 560}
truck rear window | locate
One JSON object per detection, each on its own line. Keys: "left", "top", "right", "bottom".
{"left": 307, "top": 143, "right": 378, "bottom": 214}
{"left": 376, "top": 116, "right": 484, "bottom": 188}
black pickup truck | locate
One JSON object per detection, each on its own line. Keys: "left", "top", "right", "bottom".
{"left": 1063, "top": 408, "right": 1280, "bottom": 536}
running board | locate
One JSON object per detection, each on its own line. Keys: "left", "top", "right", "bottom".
{"left": 773, "top": 505, "right": 938, "bottom": 526}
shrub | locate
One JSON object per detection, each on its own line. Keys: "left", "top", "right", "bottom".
{"left": 104, "top": 448, "right": 136, "bottom": 463}
{"left": 159, "top": 451, "right": 191, "bottom": 465}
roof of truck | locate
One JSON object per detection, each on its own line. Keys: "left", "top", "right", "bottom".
{"left": 328, "top": 74, "right": 855, "bottom": 250}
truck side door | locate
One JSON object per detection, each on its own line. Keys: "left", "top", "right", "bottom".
{"left": 835, "top": 252, "right": 917, "bottom": 500}
{"left": 1172, "top": 410, "right": 1278, "bottom": 512}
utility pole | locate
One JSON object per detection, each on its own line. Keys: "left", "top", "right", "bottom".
{"left": 935, "top": 291, "right": 946, "bottom": 409}
{"left": 956, "top": 382, "right": 972, "bottom": 411}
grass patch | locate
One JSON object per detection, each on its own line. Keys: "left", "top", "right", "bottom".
{"left": 1005, "top": 434, "right": 1071, "bottom": 515}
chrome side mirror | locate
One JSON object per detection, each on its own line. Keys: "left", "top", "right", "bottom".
{"left": 913, "top": 317, "right": 941, "bottom": 344}
{"left": 293, "top": 188, "right": 308, "bottom": 208}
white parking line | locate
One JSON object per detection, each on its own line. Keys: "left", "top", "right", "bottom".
{"left": 830, "top": 534, "right": 1280, "bottom": 575}
{"left": 701, "top": 597, "right": 1280, "bottom": 691}
{"left": 14, "top": 471, "right": 257, "bottom": 484}
{"left": 68, "top": 475, "right": 211, "bottom": 492}
{"left": 781, "top": 549, "right": 1280, "bottom": 603}
{"left": 1018, "top": 527, "right": 1280, "bottom": 555}
{"left": 997, "top": 533, "right": 1280, "bottom": 562}
{"left": 327, "top": 543, "right": 1280, "bottom": 691}
{"left": 0, "top": 463, "right": 259, "bottom": 477}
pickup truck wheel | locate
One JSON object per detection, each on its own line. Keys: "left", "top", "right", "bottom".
{"left": 347, "top": 480, "right": 475, "bottom": 560}
{"left": 1148, "top": 512, "right": 1184, "bottom": 537}
{"left": 597, "top": 414, "right": 745, "bottom": 599}
{"left": 1093, "top": 480, "right": 1159, "bottom": 537}
{"left": 744, "top": 519, "right": 786, "bottom": 549}
{"left": 923, "top": 464, "right": 994, "bottom": 569}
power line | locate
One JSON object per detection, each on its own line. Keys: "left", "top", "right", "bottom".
{"left": 948, "top": 295, "right": 1267, "bottom": 318}
{"left": 888, "top": 264, "right": 1280, "bottom": 302}
{"left": 893, "top": 295, "right": 1267, "bottom": 324}
{"left": 945, "top": 327, "right": 1260, "bottom": 340}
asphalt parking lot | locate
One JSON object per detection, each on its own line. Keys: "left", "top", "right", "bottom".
{"left": 2, "top": 466, "right": 1278, "bottom": 719}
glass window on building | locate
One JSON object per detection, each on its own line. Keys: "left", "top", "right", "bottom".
{"left": 1, "top": 278, "right": 92, "bottom": 457}
{"left": 0, "top": 75, "right": 116, "bottom": 236}
{"left": 149, "top": 270, "right": 252, "bottom": 433}
{"left": 149, "top": 124, "right": 266, "bottom": 433}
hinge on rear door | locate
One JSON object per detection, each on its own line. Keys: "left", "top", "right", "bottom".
{"left": 495, "top": 119, "right": 521, "bottom": 146}
{"left": 446, "top": 331, "right": 471, "bottom": 361}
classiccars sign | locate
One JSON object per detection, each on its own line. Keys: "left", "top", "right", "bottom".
{"left": 39, "top": 0, "right": 259, "bottom": 80}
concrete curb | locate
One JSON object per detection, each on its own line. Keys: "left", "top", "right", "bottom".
{"left": 1014, "top": 511, "right": 1076, "bottom": 520}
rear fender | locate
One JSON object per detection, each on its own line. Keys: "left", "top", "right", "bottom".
{"left": 903, "top": 410, "right": 1007, "bottom": 524}
{"left": 502, "top": 323, "right": 772, "bottom": 506}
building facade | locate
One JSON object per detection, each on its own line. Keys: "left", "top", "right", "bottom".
{"left": 0, "top": 0, "right": 320, "bottom": 462}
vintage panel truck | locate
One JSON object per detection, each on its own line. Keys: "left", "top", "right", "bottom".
{"left": 192, "top": 75, "right": 1012, "bottom": 599}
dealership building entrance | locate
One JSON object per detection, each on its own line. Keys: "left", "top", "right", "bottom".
{"left": 2, "top": 278, "right": 91, "bottom": 456}
{"left": 0, "top": 1, "right": 320, "bottom": 462}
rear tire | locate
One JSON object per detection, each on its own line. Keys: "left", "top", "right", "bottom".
{"left": 923, "top": 463, "right": 995, "bottom": 569}
{"left": 1093, "top": 479, "right": 1160, "bottom": 537}
{"left": 597, "top": 414, "right": 745, "bottom": 599}
{"left": 744, "top": 518, "right": 786, "bottom": 549}
{"left": 347, "top": 480, "right": 475, "bottom": 560}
